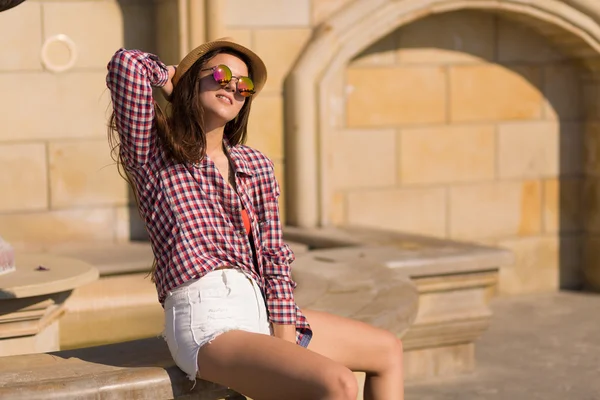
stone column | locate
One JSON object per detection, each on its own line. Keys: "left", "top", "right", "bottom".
{"left": 583, "top": 73, "right": 600, "bottom": 291}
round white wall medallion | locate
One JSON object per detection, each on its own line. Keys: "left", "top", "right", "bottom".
{"left": 40, "top": 34, "right": 78, "bottom": 73}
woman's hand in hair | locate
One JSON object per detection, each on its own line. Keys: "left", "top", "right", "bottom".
{"left": 160, "top": 65, "right": 177, "bottom": 100}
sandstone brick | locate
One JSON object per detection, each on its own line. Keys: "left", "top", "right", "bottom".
{"left": 221, "top": 28, "right": 252, "bottom": 49}
{"left": 396, "top": 11, "right": 495, "bottom": 64}
{"left": 49, "top": 140, "right": 128, "bottom": 208}
{"left": 0, "top": 72, "right": 111, "bottom": 141}
{"left": 154, "top": 0, "right": 180, "bottom": 65}
{"left": 346, "top": 188, "right": 446, "bottom": 237}
{"left": 246, "top": 95, "right": 284, "bottom": 160}
{"left": 583, "top": 236, "right": 600, "bottom": 290}
{"left": 225, "top": 0, "right": 310, "bottom": 27}
{"left": 449, "top": 64, "right": 543, "bottom": 122}
{"left": 543, "top": 64, "right": 583, "bottom": 121}
{"left": 560, "top": 123, "right": 585, "bottom": 176}
{"left": 346, "top": 66, "right": 446, "bottom": 127}
{"left": 584, "top": 122, "right": 600, "bottom": 176}
{"left": 497, "top": 121, "right": 559, "bottom": 178}
{"left": 583, "top": 177, "right": 600, "bottom": 234}
{"left": 0, "top": 2, "right": 42, "bottom": 71}
{"left": 449, "top": 181, "right": 542, "bottom": 240}
{"left": 330, "top": 129, "right": 396, "bottom": 190}
{"left": 559, "top": 235, "right": 584, "bottom": 290}
{"left": 0, "top": 143, "right": 47, "bottom": 212}
{"left": 118, "top": 2, "right": 156, "bottom": 53}
{"left": 115, "top": 206, "right": 131, "bottom": 243}
{"left": 543, "top": 178, "right": 583, "bottom": 234}
{"left": 42, "top": 1, "right": 123, "bottom": 69}
{"left": 582, "top": 79, "right": 600, "bottom": 122}
{"left": 497, "top": 236, "right": 560, "bottom": 295}
{"left": 0, "top": 209, "right": 116, "bottom": 247}
{"left": 312, "top": 0, "right": 354, "bottom": 25}
{"left": 497, "top": 17, "right": 565, "bottom": 64}
{"left": 329, "top": 191, "right": 347, "bottom": 226}
{"left": 253, "top": 28, "right": 312, "bottom": 93}
{"left": 399, "top": 125, "right": 495, "bottom": 184}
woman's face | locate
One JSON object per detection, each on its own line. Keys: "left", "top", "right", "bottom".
{"left": 198, "top": 53, "right": 249, "bottom": 126}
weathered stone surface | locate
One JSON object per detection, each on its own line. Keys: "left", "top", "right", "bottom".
{"left": 0, "top": 253, "right": 98, "bottom": 299}
{"left": 285, "top": 226, "right": 513, "bottom": 380}
{"left": 406, "top": 292, "right": 600, "bottom": 399}
{"left": 0, "top": 236, "right": 15, "bottom": 275}
{"left": 293, "top": 254, "right": 419, "bottom": 336}
{"left": 0, "top": 254, "right": 98, "bottom": 357}
{"left": 0, "top": 338, "right": 244, "bottom": 400}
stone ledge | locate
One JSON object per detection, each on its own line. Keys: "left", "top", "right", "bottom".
{"left": 284, "top": 226, "right": 513, "bottom": 381}
{"left": 284, "top": 226, "right": 514, "bottom": 275}
{"left": 40, "top": 239, "right": 310, "bottom": 277}
{"left": 0, "top": 338, "right": 244, "bottom": 400}
{"left": 293, "top": 255, "right": 419, "bottom": 336}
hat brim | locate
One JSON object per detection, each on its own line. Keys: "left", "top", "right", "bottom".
{"left": 172, "top": 38, "right": 267, "bottom": 96}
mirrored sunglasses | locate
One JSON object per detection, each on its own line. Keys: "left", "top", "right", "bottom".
{"left": 202, "top": 64, "right": 255, "bottom": 97}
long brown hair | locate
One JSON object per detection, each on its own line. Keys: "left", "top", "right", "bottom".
{"left": 108, "top": 48, "right": 254, "bottom": 280}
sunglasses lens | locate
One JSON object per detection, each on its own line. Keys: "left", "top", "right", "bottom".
{"left": 213, "top": 65, "right": 232, "bottom": 85}
{"left": 237, "top": 76, "right": 255, "bottom": 97}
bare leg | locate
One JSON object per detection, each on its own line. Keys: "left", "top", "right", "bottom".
{"left": 196, "top": 329, "right": 358, "bottom": 400}
{"left": 304, "top": 310, "right": 404, "bottom": 400}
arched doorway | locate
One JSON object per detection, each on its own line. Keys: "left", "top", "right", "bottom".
{"left": 284, "top": 0, "right": 600, "bottom": 293}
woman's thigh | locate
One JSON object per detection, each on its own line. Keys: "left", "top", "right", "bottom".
{"left": 196, "top": 329, "right": 358, "bottom": 400}
{"left": 304, "top": 309, "right": 403, "bottom": 374}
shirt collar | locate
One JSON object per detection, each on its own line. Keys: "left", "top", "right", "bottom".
{"left": 224, "top": 139, "right": 254, "bottom": 176}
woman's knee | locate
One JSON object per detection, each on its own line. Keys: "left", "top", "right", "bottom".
{"left": 321, "top": 366, "right": 358, "bottom": 400}
{"left": 379, "top": 331, "right": 404, "bottom": 372}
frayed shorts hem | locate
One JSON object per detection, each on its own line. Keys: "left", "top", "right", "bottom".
{"left": 163, "top": 326, "right": 247, "bottom": 381}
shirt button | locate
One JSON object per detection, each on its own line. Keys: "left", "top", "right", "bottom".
{"left": 237, "top": 230, "right": 245, "bottom": 236}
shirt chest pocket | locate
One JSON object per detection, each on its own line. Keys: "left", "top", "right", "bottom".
{"left": 257, "top": 198, "right": 278, "bottom": 228}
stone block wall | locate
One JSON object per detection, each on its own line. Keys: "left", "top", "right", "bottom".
{"left": 0, "top": 1, "right": 128, "bottom": 247}
{"left": 332, "top": 11, "right": 586, "bottom": 294}
{"left": 1, "top": 0, "right": 597, "bottom": 295}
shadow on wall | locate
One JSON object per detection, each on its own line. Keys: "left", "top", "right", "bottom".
{"left": 348, "top": 10, "right": 590, "bottom": 291}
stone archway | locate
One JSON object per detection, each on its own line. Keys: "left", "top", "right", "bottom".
{"left": 284, "top": 0, "right": 600, "bottom": 228}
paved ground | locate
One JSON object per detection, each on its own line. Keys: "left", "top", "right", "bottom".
{"left": 405, "top": 291, "right": 600, "bottom": 400}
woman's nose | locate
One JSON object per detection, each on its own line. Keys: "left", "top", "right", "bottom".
{"left": 223, "top": 79, "right": 237, "bottom": 92}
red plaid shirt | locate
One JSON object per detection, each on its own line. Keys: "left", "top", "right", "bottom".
{"left": 106, "top": 49, "right": 311, "bottom": 345}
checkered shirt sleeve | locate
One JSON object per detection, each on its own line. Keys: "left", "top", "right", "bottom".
{"left": 106, "top": 49, "right": 169, "bottom": 165}
{"left": 261, "top": 162, "right": 298, "bottom": 326}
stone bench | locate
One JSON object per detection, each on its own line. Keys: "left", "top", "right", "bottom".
{"left": 0, "top": 247, "right": 418, "bottom": 399}
{"left": 0, "top": 337, "right": 244, "bottom": 400}
{"left": 1, "top": 225, "right": 512, "bottom": 398}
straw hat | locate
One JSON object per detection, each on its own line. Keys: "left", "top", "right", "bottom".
{"left": 172, "top": 37, "right": 267, "bottom": 95}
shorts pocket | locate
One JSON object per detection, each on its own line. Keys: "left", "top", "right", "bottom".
{"left": 163, "top": 306, "right": 179, "bottom": 356}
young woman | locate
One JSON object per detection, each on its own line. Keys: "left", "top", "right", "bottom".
{"left": 106, "top": 38, "right": 404, "bottom": 400}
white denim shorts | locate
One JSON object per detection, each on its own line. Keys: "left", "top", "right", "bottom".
{"left": 162, "top": 268, "right": 272, "bottom": 381}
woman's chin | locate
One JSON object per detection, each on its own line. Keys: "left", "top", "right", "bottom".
{"left": 204, "top": 106, "right": 239, "bottom": 125}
